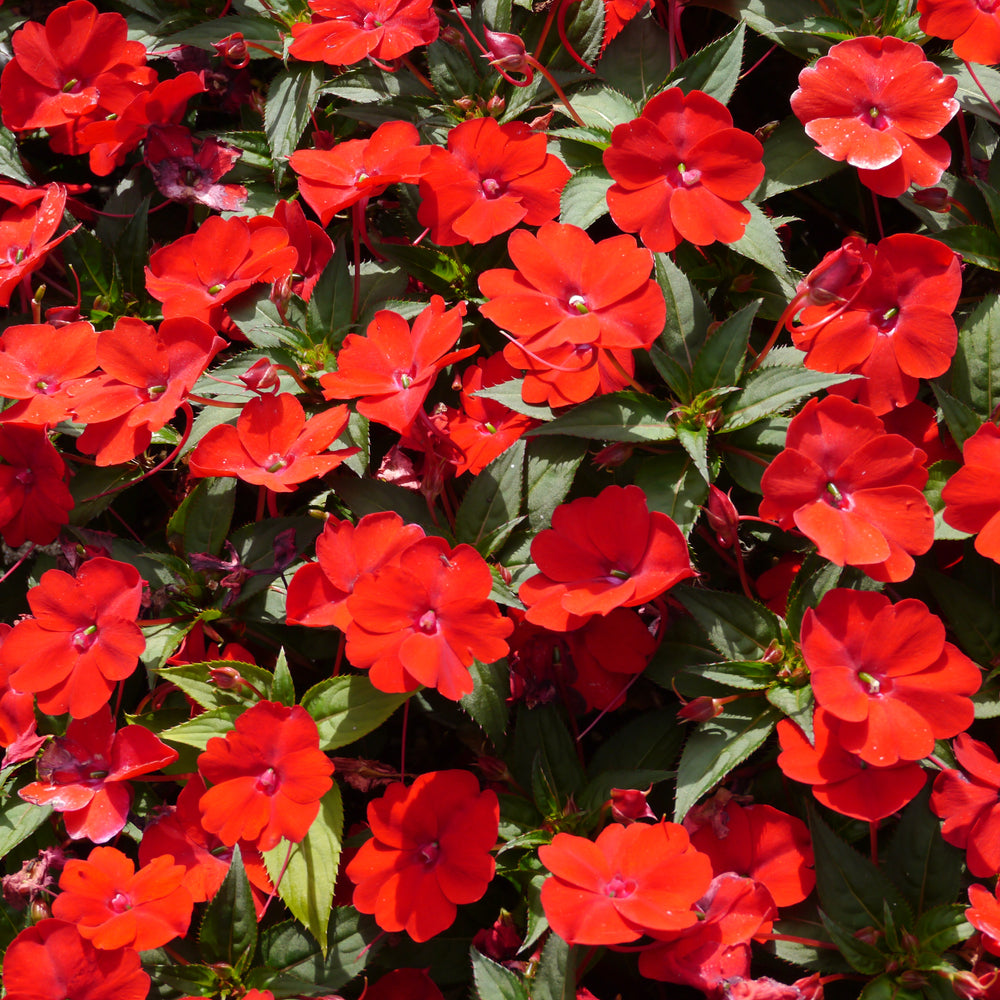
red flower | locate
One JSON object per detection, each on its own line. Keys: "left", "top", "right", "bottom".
{"left": 777, "top": 707, "right": 927, "bottom": 821}
{"left": 0, "top": 558, "right": 144, "bottom": 719}
{"left": 197, "top": 701, "right": 335, "bottom": 852}
{"left": 287, "top": 511, "right": 425, "bottom": 631}
{"left": 139, "top": 775, "right": 273, "bottom": 910}
{"left": 919, "top": 0, "right": 1000, "bottom": 66}
{"left": 143, "top": 125, "right": 248, "bottom": 212}
{"left": 0, "top": 0, "right": 155, "bottom": 155}
{"left": 345, "top": 536, "right": 513, "bottom": 699}
{"left": 289, "top": 0, "right": 440, "bottom": 66}
{"left": 685, "top": 794, "right": 815, "bottom": 907}
{"left": 417, "top": 118, "right": 570, "bottom": 246}
{"left": 0, "top": 184, "right": 78, "bottom": 308}
{"left": 365, "top": 969, "right": 446, "bottom": 1000}
{"left": 943, "top": 421, "right": 1000, "bottom": 564}
{"left": 636, "top": 874, "right": 777, "bottom": 990}
{"left": 539, "top": 821, "right": 713, "bottom": 945}
{"left": 271, "top": 199, "right": 334, "bottom": 301}
{"left": 759, "top": 395, "right": 933, "bottom": 582}
{"left": 19, "top": 707, "right": 179, "bottom": 843}
{"left": 0, "top": 426, "right": 74, "bottom": 548}
{"left": 52, "top": 847, "right": 193, "bottom": 952}
{"left": 70, "top": 317, "right": 225, "bottom": 466}
{"left": 603, "top": 88, "right": 764, "bottom": 252}
{"left": 931, "top": 733, "right": 1000, "bottom": 877}
{"left": 145, "top": 214, "right": 298, "bottom": 328}
{"left": 189, "top": 393, "right": 357, "bottom": 492}
{"left": 968, "top": 884, "right": 1000, "bottom": 956}
{"left": 0, "top": 624, "right": 45, "bottom": 766}
{"left": 346, "top": 769, "right": 499, "bottom": 942}
{"left": 790, "top": 36, "right": 959, "bottom": 198}
{"left": 603, "top": 0, "right": 647, "bottom": 47}
{"left": 801, "top": 589, "right": 979, "bottom": 765}
{"left": 290, "top": 121, "right": 431, "bottom": 226}
{"left": 75, "top": 72, "right": 204, "bottom": 176}
{"left": 520, "top": 484, "right": 695, "bottom": 631}
{"left": 2, "top": 919, "right": 149, "bottom": 1000}
{"left": 320, "top": 296, "right": 476, "bottom": 433}
{"left": 790, "top": 234, "right": 961, "bottom": 414}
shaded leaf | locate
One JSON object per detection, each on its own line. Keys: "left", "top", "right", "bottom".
{"left": 472, "top": 947, "right": 530, "bottom": 1000}
{"left": 460, "top": 659, "right": 510, "bottom": 748}
{"left": 634, "top": 451, "right": 710, "bottom": 537}
{"left": 455, "top": 440, "right": 525, "bottom": 550}
{"left": 667, "top": 23, "right": 745, "bottom": 106}
{"left": 528, "top": 391, "right": 676, "bottom": 442}
{"left": 559, "top": 167, "right": 613, "bottom": 229}
{"left": 525, "top": 436, "right": 587, "bottom": 531}
{"left": 199, "top": 846, "right": 257, "bottom": 974}
{"left": 676, "top": 587, "right": 782, "bottom": 660}
{"left": 265, "top": 64, "right": 325, "bottom": 185}
{"left": 300, "top": 675, "right": 410, "bottom": 751}
{"left": 754, "top": 116, "right": 845, "bottom": 199}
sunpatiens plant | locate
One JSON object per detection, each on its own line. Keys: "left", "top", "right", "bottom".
{"left": 5, "top": 0, "right": 1000, "bottom": 998}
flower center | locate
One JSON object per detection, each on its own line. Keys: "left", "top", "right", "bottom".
{"left": 15, "top": 467, "right": 34, "bottom": 487}
{"left": 858, "top": 670, "right": 882, "bottom": 695}
{"left": 72, "top": 624, "right": 98, "bottom": 652}
{"left": 255, "top": 767, "right": 280, "bottom": 795}
{"left": 419, "top": 840, "right": 440, "bottom": 866}
{"left": 604, "top": 873, "right": 636, "bottom": 898}
{"left": 417, "top": 609, "right": 438, "bottom": 634}
{"left": 264, "top": 453, "right": 289, "bottom": 473}
{"left": 875, "top": 306, "right": 899, "bottom": 333}
{"left": 568, "top": 294, "right": 588, "bottom": 314}
{"left": 866, "top": 106, "right": 890, "bottom": 131}
{"left": 824, "top": 481, "right": 851, "bottom": 510}
{"left": 207, "top": 283, "right": 226, "bottom": 295}
{"left": 109, "top": 892, "right": 132, "bottom": 913}
{"left": 482, "top": 177, "right": 502, "bottom": 198}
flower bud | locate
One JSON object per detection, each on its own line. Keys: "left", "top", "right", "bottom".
{"left": 677, "top": 694, "right": 738, "bottom": 722}
{"left": 240, "top": 357, "right": 280, "bottom": 392}
{"left": 213, "top": 32, "right": 250, "bottom": 69}
{"left": 912, "top": 186, "right": 951, "bottom": 212}
{"left": 610, "top": 786, "right": 657, "bottom": 823}
{"left": 796, "top": 236, "right": 872, "bottom": 308}
{"left": 706, "top": 485, "right": 740, "bottom": 549}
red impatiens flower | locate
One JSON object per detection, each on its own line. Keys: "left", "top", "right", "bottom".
{"left": 0, "top": 557, "right": 145, "bottom": 718}
{"left": 0, "top": 624, "right": 45, "bottom": 767}
{"left": 2, "top": 919, "right": 149, "bottom": 1000}
{"left": 320, "top": 296, "right": 476, "bottom": 433}
{"left": 417, "top": 118, "right": 570, "bottom": 246}
{"left": 286, "top": 510, "right": 425, "bottom": 631}
{"left": 70, "top": 317, "right": 225, "bottom": 466}
{"left": 345, "top": 536, "right": 513, "bottom": 699}
{"left": 801, "top": 589, "right": 979, "bottom": 766}
{"left": 346, "top": 769, "right": 499, "bottom": 942}
{"left": 290, "top": 121, "right": 432, "bottom": 226}
{"left": 0, "top": 184, "right": 78, "bottom": 308}
{"left": 790, "top": 36, "right": 959, "bottom": 198}
{"left": 270, "top": 199, "right": 334, "bottom": 302}
{"left": 145, "top": 214, "right": 298, "bottom": 329}
{"left": 52, "top": 847, "right": 193, "bottom": 952}
{"left": 968, "top": 884, "right": 1000, "bottom": 956}
{"left": 19, "top": 706, "right": 179, "bottom": 843}
{"left": 759, "top": 395, "right": 934, "bottom": 582}
{"left": 197, "top": 701, "right": 335, "bottom": 852}
{"left": 188, "top": 393, "right": 357, "bottom": 492}
{"left": 365, "top": 969, "right": 446, "bottom": 1000}
{"left": 143, "top": 125, "right": 248, "bottom": 212}
{"left": 0, "top": 426, "right": 74, "bottom": 548}
{"left": 931, "top": 733, "right": 1000, "bottom": 877}
{"left": 942, "top": 421, "right": 1000, "bottom": 564}
{"left": 0, "top": 0, "right": 156, "bottom": 155}
{"left": 603, "top": 88, "right": 765, "bottom": 253}
{"left": 790, "top": 234, "right": 961, "bottom": 414}
{"left": 777, "top": 707, "right": 927, "bottom": 821}
{"left": 289, "top": 0, "right": 440, "bottom": 66}
{"left": 685, "top": 793, "right": 816, "bottom": 907}
{"left": 919, "top": 0, "right": 1000, "bottom": 65}
{"left": 138, "top": 775, "right": 273, "bottom": 910}
{"left": 539, "top": 821, "right": 713, "bottom": 945}
{"left": 520, "top": 484, "right": 695, "bottom": 631}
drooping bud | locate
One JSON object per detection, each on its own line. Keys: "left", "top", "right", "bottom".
{"left": 610, "top": 786, "right": 657, "bottom": 824}
{"left": 677, "top": 694, "right": 739, "bottom": 723}
{"left": 213, "top": 32, "right": 250, "bottom": 70}
{"left": 482, "top": 28, "right": 534, "bottom": 83}
{"left": 912, "top": 186, "right": 951, "bottom": 213}
{"left": 795, "top": 236, "right": 873, "bottom": 309}
{"left": 706, "top": 485, "right": 740, "bottom": 549}
{"left": 239, "top": 357, "right": 280, "bottom": 392}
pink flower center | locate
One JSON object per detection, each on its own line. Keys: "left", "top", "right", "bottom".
{"left": 824, "top": 481, "right": 852, "bottom": 510}
{"left": 15, "top": 467, "right": 34, "bottom": 487}
{"left": 72, "top": 624, "right": 98, "bottom": 652}
{"left": 977, "top": 0, "right": 1000, "bottom": 12}
{"left": 568, "top": 294, "right": 589, "bottom": 315}
{"left": 670, "top": 161, "right": 702, "bottom": 187}
{"left": 482, "top": 177, "right": 502, "bottom": 198}
{"left": 361, "top": 11, "right": 382, "bottom": 28}
{"left": 255, "top": 767, "right": 280, "bottom": 795}
{"left": 874, "top": 306, "right": 899, "bottom": 333}
{"left": 419, "top": 840, "right": 440, "bottom": 866}
{"left": 604, "top": 873, "right": 636, "bottom": 898}
{"left": 417, "top": 609, "right": 438, "bottom": 634}
{"left": 857, "top": 670, "right": 889, "bottom": 696}
{"left": 264, "top": 453, "right": 289, "bottom": 473}
{"left": 109, "top": 892, "right": 132, "bottom": 913}
{"left": 866, "top": 106, "right": 890, "bottom": 131}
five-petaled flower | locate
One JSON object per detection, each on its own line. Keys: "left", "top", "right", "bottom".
{"left": 347, "top": 769, "right": 499, "bottom": 942}
{"left": 942, "top": 421, "right": 1000, "bottom": 564}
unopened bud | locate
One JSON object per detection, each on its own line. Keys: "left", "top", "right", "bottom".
{"left": 912, "top": 187, "right": 951, "bottom": 212}
{"left": 706, "top": 486, "right": 740, "bottom": 549}
{"left": 797, "top": 236, "right": 872, "bottom": 309}
{"left": 485, "top": 94, "right": 506, "bottom": 116}
{"left": 610, "top": 786, "right": 657, "bottom": 823}
{"left": 240, "top": 357, "right": 281, "bottom": 392}
{"left": 213, "top": 32, "right": 250, "bottom": 69}
{"left": 209, "top": 665, "right": 243, "bottom": 690}
{"left": 677, "top": 695, "right": 738, "bottom": 723}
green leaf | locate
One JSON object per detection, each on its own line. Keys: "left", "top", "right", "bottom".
{"left": 933, "top": 225, "right": 1000, "bottom": 271}
{"left": 673, "top": 699, "right": 779, "bottom": 821}
{"left": 472, "top": 947, "right": 530, "bottom": 1000}
{"left": 590, "top": 709, "right": 685, "bottom": 774}
{"left": 528, "top": 391, "right": 676, "bottom": 442}
{"left": 730, "top": 202, "right": 796, "bottom": 295}
{"left": 949, "top": 292, "right": 1000, "bottom": 418}
{"left": 668, "top": 24, "right": 745, "bottom": 105}
{"left": 455, "top": 440, "right": 526, "bottom": 551}
{"left": 306, "top": 241, "right": 353, "bottom": 349}
{"left": 264, "top": 785, "right": 343, "bottom": 954}
{"left": 166, "top": 477, "right": 236, "bottom": 558}
{"left": 114, "top": 195, "right": 150, "bottom": 298}
{"left": 199, "top": 846, "right": 257, "bottom": 974}
{"left": 0, "top": 125, "right": 31, "bottom": 184}
{"left": 820, "top": 913, "right": 889, "bottom": 975}
{"left": 531, "top": 932, "right": 576, "bottom": 1000}
{"left": 691, "top": 301, "right": 758, "bottom": 396}
{"left": 676, "top": 423, "right": 711, "bottom": 483}
{"left": 597, "top": 11, "right": 673, "bottom": 103}
{"left": 567, "top": 86, "right": 638, "bottom": 131}
{"left": 525, "top": 437, "right": 586, "bottom": 532}
{"left": 559, "top": 167, "right": 613, "bottom": 229}
{"left": 271, "top": 649, "right": 295, "bottom": 707}
{"left": 331, "top": 474, "right": 445, "bottom": 537}
{"left": 558, "top": 0, "right": 604, "bottom": 72}
{"left": 654, "top": 252, "right": 712, "bottom": 399}
{"left": 511, "top": 705, "right": 585, "bottom": 811}
{"left": 884, "top": 786, "right": 964, "bottom": 915}
{"left": 300, "top": 675, "right": 410, "bottom": 751}
{"left": 159, "top": 14, "right": 282, "bottom": 56}
{"left": 473, "top": 382, "right": 553, "bottom": 421}
{"left": 426, "top": 39, "right": 483, "bottom": 100}
{"left": 722, "top": 347, "right": 854, "bottom": 430}
{"left": 932, "top": 383, "right": 982, "bottom": 448}
{"left": 460, "top": 659, "right": 510, "bottom": 748}
{"left": 914, "top": 904, "right": 975, "bottom": 954}
{"left": 785, "top": 555, "right": 844, "bottom": 639}
{"left": 770, "top": 918, "right": 848, "bottom": 973}
{"left": 810, "top": 807, "right": 913, "bottom": 933}
{"left": 159, "top": 705, "right": 243, "bottom": 750}
{"left": 634, "top": 451, "right": 710, "bottom": 537}
{"left": 923, "top": 570, "right": 1000, "bottom": 666}
{"left": 754, "top": 116, "right": 845, "bottom": 199}
{"left": 0, "top": 799, "right": 52, "bottom": 858}
{"left": 156, "top": 661, "right": 275, "bottom": 711}
{"left": 253, "top": 910, "right": 382, "bottom": 994}
{"left": 265, "top": 64, "right": 325, "bottom": 185}
{"left": 675, "top": 587, "right": 782, "bottom": 660}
